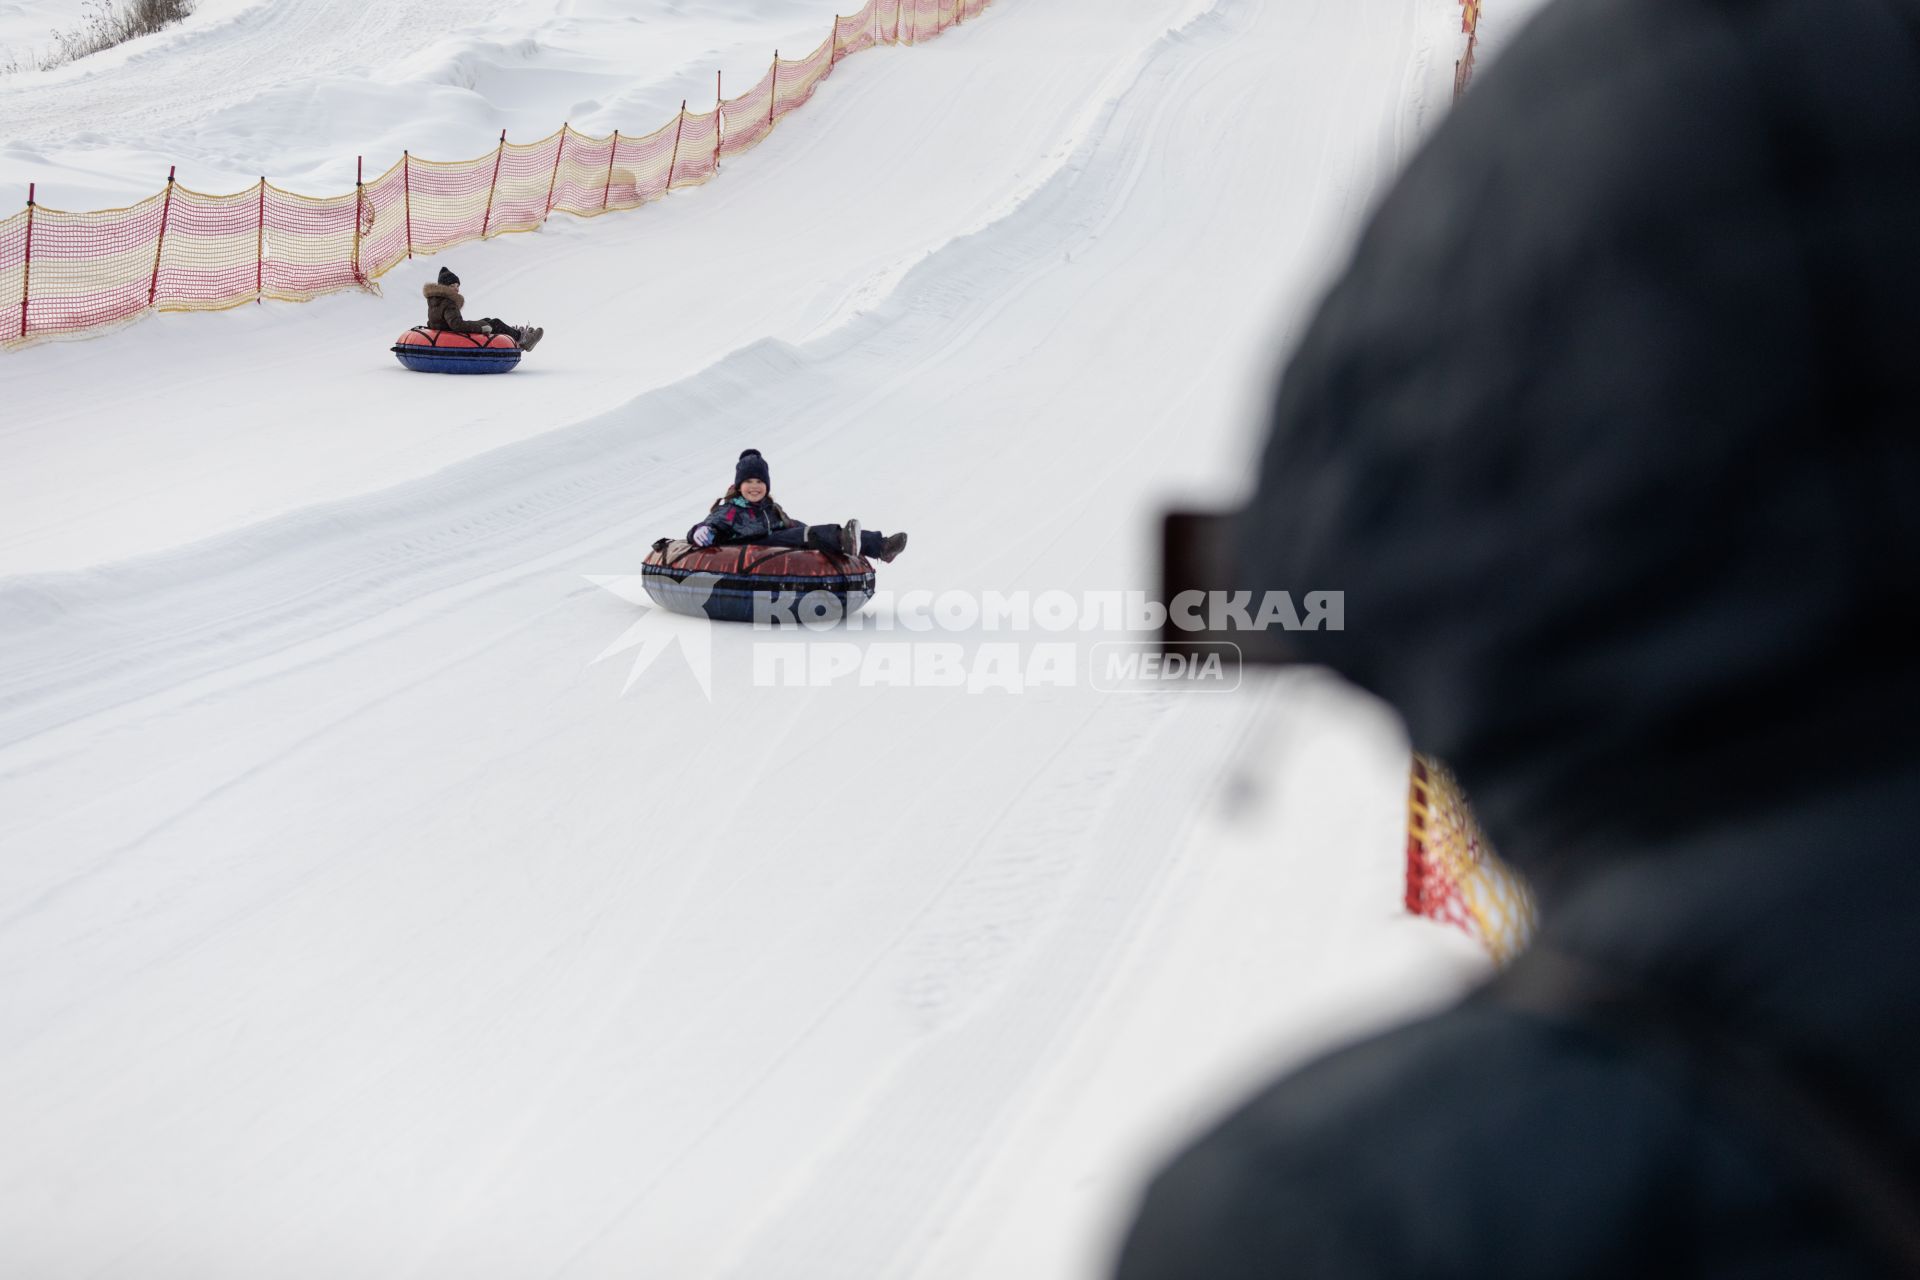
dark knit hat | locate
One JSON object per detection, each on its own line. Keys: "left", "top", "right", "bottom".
{"left": 735, "top": 448, "right": 771, "bottom": 488}
{"left": 437, "top": 266, "right": 459, "bottom": 287}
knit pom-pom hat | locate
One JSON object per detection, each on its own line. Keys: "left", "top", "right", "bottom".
{"left": 734, "top": 449, "right": 771, "bottom": 488}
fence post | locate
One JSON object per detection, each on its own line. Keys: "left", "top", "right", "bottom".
{"left": 894, "top": 0, "right": 903, "bottom": 44}
{"left": 254, "top": 178, "right": 265, "bottom": 304}
{"left": 770, "top": 53, "right": 779, "bottom": 127}
{"left": 481, "top": 129, "right": 507, "bottom": 237}
{"left": 147, "top": 166, "right": 175, "bottom": 308}
{"left": 350, "top": 154, "right": 365, "bottom": 284}
{"left": 17, "top": 184, "right": 32, "bottom": 339}
{"left": 403, "top": 151, "right": 413, "bottom": 259}
{"left": 602, "top": 131, "right": 620, "bottom": 209}
{"left": 544, "top": 125, "right": 567, "bottom": 220}
{"left": 665, "top": 107, "right": 685, "bottom": 190}
{"left": 713, "top": 71, "right": 724, "bottom": 174}
{"left": 832, "top": 15, "right": 841, "bottom": 69}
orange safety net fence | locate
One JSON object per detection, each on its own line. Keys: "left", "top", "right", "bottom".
{"left": 1455, "top": 0, "right": 1481, "bottom": 100}
{"left": 4, "top": 0, "right": 991, "bottom": 351}
{"left": 1406, "top": 754, "right": 1537, "bottom": 964}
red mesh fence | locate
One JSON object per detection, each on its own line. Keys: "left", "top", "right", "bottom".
{"left": 3, "top": 204, "right": 26, "bottom": 340}
{"left": 153, "top": 182, "right": 260, "bottom": 312}
{"left": 626, "top": 117, "right": 686, "bottom": 204}
{"left": 668, "top": 108, "right": 721, "bottom": 192}
{"left": 404, "top": 151, "right": 493, "bottom": 257}
{"left": 835, "top": 9, "right": 880, "bottom": 60}
{"left": 549, "top": 130, "right": 616, "bottom": 217}
{"left": 1405, "top": 755, "right": 1536, "bottom": 963}
{"left": 1455, "top": 0, "right": 1481, "bottom": 100}
{"left": 722, "top": 66, "right": 778, "bottom": 160}
{"left": 3, "top": 0, "right": 991, "bottom": 351}
{"left": 778, "top": 35, "right": 839, "bottom": 119}
{"left": 487, "top": 132, "right": 566, "bottom": 236}
{"left": 21, "top": 190, "right": 167, "bottom": 338}
{"left": 900, "top": 0, "right": 931, "bottom": 43}
{"left": 261, "top": 183, "right": 360, "bottom": 303}
{"left": 360, "top": 158, "right": 410, "bottom": 284}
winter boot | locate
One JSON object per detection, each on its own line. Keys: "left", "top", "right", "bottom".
{"left": 840, "top": 519, "right": 861, "bottom": 559}
{"left": 518, "top": 324, "right": 545, "bottom": 352}
{"left": 876, "top": 532, "right": 908, "bottom": 563}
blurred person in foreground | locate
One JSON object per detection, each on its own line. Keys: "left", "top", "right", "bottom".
{"left": 1117, "top": 0, "right": 1920, "bottom": 1274}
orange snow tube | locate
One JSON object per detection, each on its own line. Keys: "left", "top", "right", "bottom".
{"left": 391, "top": 327, "right": 522, "bottom": 374}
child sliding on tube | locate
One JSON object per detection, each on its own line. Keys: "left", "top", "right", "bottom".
{"left": 423, "top": 267, "right": 545, "bottom": 351}
{"left": 689, "top": 450, "right": 908, "bottom": 563}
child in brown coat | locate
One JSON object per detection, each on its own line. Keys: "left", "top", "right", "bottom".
{"left": 422, "top": 267, "right": 544, "bottom": 350}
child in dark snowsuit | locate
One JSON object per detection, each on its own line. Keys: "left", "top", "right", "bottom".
{"left": 422, "top": 267, "right": 545, "bottom": 351}
{"left": 689, "top": 449, "right": 908, "bottom": 563}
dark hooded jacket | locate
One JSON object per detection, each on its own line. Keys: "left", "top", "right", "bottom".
{"left": 1119, "top": 0, "right": 1920, "bottom": 1275}
{"left": 423, "top": 282, "right": 489, "bottom": 335}
{"left": 688, "top": 496, "right": 799, "bottom": 545}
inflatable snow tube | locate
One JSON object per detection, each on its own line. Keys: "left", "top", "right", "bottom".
{"left": 391, "top": 327, "right": 522, "bottom": 374}
{"left": 641, "top": 539, "right": 876, "bottom": 624}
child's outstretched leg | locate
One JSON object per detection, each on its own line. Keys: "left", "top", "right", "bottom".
{"left": 794, "top": 522, "right": 906, "bottom": 562}
{"left": 796, "top": 523, "right": 850, "bottom": 554}
{"left": 474, "top": 318, "right": 542, "bottom": 350}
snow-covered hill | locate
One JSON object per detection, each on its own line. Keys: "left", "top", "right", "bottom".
{"left": 0, "top": 1, "right": 1489, "bottom": 1275}
{"left": 1, "top": 0, "right": 857, "bottom": 204}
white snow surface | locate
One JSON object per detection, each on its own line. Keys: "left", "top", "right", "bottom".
{"left": 1, "top": 0, "right": 851, "bottom": 203}
{"left": 0, "top": 1, "right": 1492, "bottom": 1276}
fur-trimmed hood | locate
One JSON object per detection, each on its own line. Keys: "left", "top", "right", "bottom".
{"left": 423, "top": 282, "right": 464, "bottom": 307}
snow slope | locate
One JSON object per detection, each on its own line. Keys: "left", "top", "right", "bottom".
{"left": 1, "top": 0, "right": 861, "bottom": 204}
{"left": 0, "top": 0, "right": 1487, "bottom": 1276}
{"left": 4, "top": 0, "right": 1255, "bottom": 575}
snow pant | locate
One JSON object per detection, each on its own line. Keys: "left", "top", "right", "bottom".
{"left": 765, "top": 524, "right": 889, "bottom": 557}
{"left": 474, "top": 317, "right": 520, "bottom": 341}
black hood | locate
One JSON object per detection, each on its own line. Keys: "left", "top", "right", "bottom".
{"left": 1234, "top": 0, "right": 1920, "bottom": 891}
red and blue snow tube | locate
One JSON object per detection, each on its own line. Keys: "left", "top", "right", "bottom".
{"left": 391, "top": 327, "right": 522, "bottom": 374}
{"left": 642, "top": 539, "right": 876, "bottom": 624}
